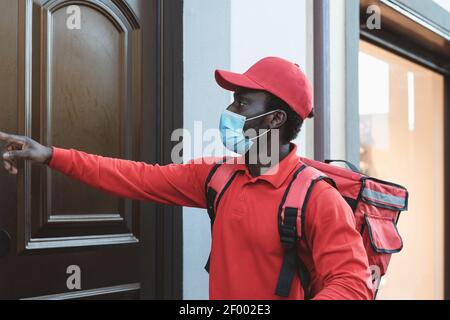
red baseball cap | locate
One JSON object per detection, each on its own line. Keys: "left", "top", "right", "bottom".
{"left": 215, "top": 56, "right": 313, "bottom": 120}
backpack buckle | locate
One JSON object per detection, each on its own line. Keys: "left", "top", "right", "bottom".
{"left": 279, "top": 207, "right": 299, "bottom": 248}
{"left": 280, "top": 225, "right": 297, "bottom": 248}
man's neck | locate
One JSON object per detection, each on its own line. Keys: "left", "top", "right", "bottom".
{"left": 246, "top": 141, "right": 291, "bottom": 177}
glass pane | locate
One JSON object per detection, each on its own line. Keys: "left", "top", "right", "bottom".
{"left": 359, "top": 40, "right": 445, "bottom": 300}
{"left": 433, "top": 0, "right": 450, "bottom": 12}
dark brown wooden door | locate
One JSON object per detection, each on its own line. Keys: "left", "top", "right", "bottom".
{"left": 0, "top": 0, "right": 183, "bottom": 299}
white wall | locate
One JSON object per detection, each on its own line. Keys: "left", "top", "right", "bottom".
{"left": 329, "top": 0, "right": 347, "bottom": 160}
{"left": 230, "top": 0, "right": 313, "bottom": 157}
{"left": 433, "top": 0, "right": 450, "bottom": 12}
{"left": 183, "top": 0, "right": 231, "bottom": 300}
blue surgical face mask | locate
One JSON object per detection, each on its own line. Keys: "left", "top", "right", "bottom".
{"left": 219, "top": 109, "right": 279, "bottom": 155}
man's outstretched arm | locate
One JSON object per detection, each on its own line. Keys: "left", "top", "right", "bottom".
{"left": 0, "top": 131, "right": 209, "bottom": 208}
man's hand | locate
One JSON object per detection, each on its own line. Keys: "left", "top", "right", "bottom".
{"left": 0, "top": 131, "right": 53, "bottom": 175}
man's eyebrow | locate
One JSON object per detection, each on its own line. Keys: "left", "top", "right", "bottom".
{"left": 234, "top": 92, "right": 251, "bottom": 102}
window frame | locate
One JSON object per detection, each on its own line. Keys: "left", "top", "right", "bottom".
{"left": 353, "top": 0, "right": 450, "bottom": 299}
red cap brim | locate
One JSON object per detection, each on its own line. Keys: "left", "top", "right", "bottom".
{"left": 215, "top": 70, "right": 264, "bottom": 92}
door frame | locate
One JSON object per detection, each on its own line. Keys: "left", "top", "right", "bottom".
{"left": 139, "top": 0, "right": 183, "bottom": 299}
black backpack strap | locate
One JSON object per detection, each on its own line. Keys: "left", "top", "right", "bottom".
{"left": 204, "top": 159, "right": 240, "bottom": 273}
{"left": 275, "top": 207, "right": 311, "bottom": 298}
{"left": 205, "top": 162, "right": 224, "bottom": 221}
{"left": 275, "top": 164, "right": 310, "bottom": 298}
{"left": 276, "top": 166, "right": 337, "bottom": 299}
{"left": 203, "top": 162, "right": 223, "bottom": 272}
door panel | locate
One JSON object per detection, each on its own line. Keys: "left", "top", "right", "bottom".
{"left": 0, "top": 0, "right": 183, "bottom": 299}
{"left": 21, "top": 0, "right": 142, "bottom": 251}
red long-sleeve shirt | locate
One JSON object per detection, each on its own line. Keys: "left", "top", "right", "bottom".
{"left": 48, "top": 144, "right": 373, "bottom": 300}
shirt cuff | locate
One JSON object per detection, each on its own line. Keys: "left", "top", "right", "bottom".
{"left": 48, "top": 147, "right": 74, "bottom": 175}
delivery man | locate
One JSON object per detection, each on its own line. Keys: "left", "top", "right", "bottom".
{"left": 0, "top": 57, "right": 373, "bottom": 300}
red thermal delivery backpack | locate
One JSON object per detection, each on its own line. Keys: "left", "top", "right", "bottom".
{"left": 204, "top": 157, "right": 409, "bottom": 299}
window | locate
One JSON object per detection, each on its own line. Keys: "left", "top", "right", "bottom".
{"left": 359, "top": 40, "right": 445, "bottom": 299}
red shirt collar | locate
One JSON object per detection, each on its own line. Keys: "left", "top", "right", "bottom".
{"left": 235, "top": 143, "right": 302, "bottom": 188}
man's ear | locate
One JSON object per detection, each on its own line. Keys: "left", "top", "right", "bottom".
{"left": 269, "top": 110, "right": 287, "bottom": 129}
